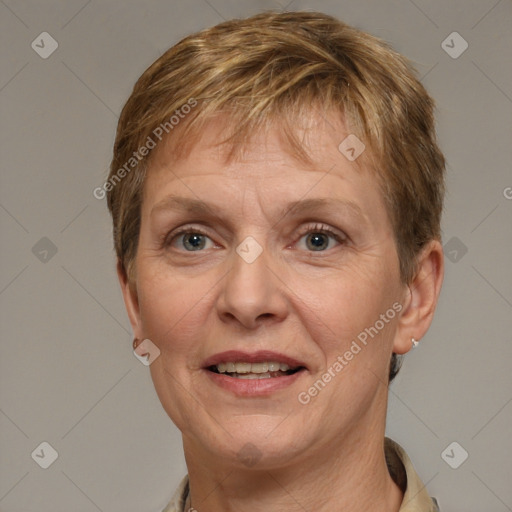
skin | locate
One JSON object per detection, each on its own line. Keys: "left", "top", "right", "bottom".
{"left": 119, "top": 111, "right": 444, "bottom": 511}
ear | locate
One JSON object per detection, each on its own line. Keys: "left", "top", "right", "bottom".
{"left": 393, "top": 240, "right": 444, "bottom": 354}
{"left": 117, "top": 260, "right": 144, "bottom": 340}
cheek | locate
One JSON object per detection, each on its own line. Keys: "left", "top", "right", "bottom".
{"left": 137, "top": 267, "right": 216, "bottom": 428}
{"left": 136, "top": 265, "right": 211, "bottom": 349}
{"left": 294, "top": 261, "right": 400, "bottom": 361}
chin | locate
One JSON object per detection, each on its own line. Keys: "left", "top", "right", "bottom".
{"left": 193, "top": 415, "right": 313, "bottom": 470}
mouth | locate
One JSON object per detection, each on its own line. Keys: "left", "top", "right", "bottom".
{"left": 202, "top": 350, "right": 307, "bottom": 393}
{"left": 208, "top": 361, "right": 305, "bottom": 379}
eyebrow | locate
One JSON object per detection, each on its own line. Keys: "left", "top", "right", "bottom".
{"left": 151, "top": 195, "right": 365, "bottom": 223}
{"left": 279, "top": 198, "right": 364, "bottom": 221}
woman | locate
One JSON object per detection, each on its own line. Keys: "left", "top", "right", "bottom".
{"left": 107, "top": 11, "right": 445, "bottom": 512}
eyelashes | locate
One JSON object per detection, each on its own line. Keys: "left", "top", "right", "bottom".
{"left": 295, "top": 223, "right": 347, "bottom": 252}
{"left": 163, "top": 222, "right": 347, "bottom": 253}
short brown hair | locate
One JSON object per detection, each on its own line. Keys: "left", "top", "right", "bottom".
{"left": 107, "top": 10, "right": 445, "bottom": 381}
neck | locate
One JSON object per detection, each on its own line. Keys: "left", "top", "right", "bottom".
{"left": 182, "top": 427, "right": 403, "bottom": 512}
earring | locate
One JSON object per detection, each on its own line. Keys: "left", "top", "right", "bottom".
{"left": 411, "top": 338, "right": 419, "bottom": 348}
{"left": 133, "top": 338, "right": 140, "bottom": 350}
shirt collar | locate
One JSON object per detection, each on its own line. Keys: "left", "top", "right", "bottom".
{"left": 385, "top": 437, "right": 440, "bottom": 512}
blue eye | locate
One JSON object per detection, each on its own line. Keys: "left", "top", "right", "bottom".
{"left": 165, "top": 224, "right": 345, "bottom": 253}
{"left": 170, "top": 230, "right": 215, "bottom": 251}
{"left": 296, "top": 225, "right": 345, "bottom": 252}
{"left": 304, "top": 233, "right": 332, "bottom": 251}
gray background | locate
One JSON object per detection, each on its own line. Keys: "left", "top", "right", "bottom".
{"left": 1, "top": 0, "right": 511, "bottom": 511}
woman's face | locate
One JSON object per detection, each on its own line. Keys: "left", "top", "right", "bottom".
{"left": 123, "top": 113, "right": 413, "bottom": 468}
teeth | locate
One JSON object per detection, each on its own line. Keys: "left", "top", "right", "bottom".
{"left": 235, "top": 362, "right": 252, "bottom": 373}
{"left": 235, "top": 372, "right": 272, "bottom": 379}
{"left": 215, "top": 361, "right": 297, "bottom": 374}
{"left": 250, "top": 362, "right": 268, "bottom": 373}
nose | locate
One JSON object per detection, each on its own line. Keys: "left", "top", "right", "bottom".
{"left": 216, "top": 245, "right": 289, "bottom": 329}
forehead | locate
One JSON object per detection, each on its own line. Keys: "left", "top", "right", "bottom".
{"left": 147, "top": 109, "right": 370, "bottom": 179}
{"left": 140, "top": 112, "right": 393, "bottom": 242}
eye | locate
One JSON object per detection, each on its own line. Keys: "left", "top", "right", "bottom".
{"left": 167, "top": 228, "right": 216, "bottom": 251}
{"left": 296, "top": 224, "right": 345, "bottom": 252}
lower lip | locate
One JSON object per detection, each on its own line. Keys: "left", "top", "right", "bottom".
{"left": 204, "top": 369, "right": 306, "bottom": 396}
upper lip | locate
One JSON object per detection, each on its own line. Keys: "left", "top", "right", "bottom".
{"left": 203, "top": 350, "right": 307, "bottom": 369}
